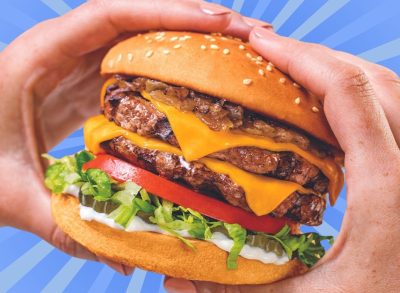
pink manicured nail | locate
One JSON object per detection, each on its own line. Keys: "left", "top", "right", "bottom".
{"left": 200, "top": 2, "right": 231, "bottom": 15}
{"left": 243, "top": 16, "right": 273, "bottom": 30}
{"left": 165, "top": 278, "right": 196, "bottom": 293}
{"left": 253, "top": 26, "right": 275, "bottom": 39}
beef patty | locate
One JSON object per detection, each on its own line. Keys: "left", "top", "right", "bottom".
{"left": 102, "top": 136, "right": 326, "bottom": 226}
{"left": 104, "top": 89, "right": 329, "bottom": 194}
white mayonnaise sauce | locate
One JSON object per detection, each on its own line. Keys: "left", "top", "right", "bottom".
{"left": 79, "top": 205, "right": 289, "bottom": 265}
{"left": 65, "top": 184, "right": 81, "bottom": 198}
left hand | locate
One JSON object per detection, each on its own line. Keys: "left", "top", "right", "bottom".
{"left": 0, "top": 0, "right": 256, "bottom": 274}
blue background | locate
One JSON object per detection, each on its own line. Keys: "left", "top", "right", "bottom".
{"left": 0, "top": 0, "right": 399, "bottom": 292}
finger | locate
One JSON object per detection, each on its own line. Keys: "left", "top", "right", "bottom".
{"left": 242, "top": 16, "right": 274, "bottom": 30}
{"left": 98, "top": 256, "right": 135, "bottom": 276}
{"left": 9, "top": 0, "right": 238, "bottom": 64}
{"left": 249, "top": 27, "right": 398, "bottom": 159}
{"left": 164, "top": 277, "right": 198, "bottom": 293}
{"left": 326, "top": 50, "right": 400, "bottom": 146}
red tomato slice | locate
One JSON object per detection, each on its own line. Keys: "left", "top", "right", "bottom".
{"left": 84, "top": 154, "right": 294, "bottom": 234}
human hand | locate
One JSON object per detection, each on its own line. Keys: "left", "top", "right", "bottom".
{"left": 165, "top": 27, "right": 400, "bottom": 292}
{"left": 0, "top": 0, "right": 259, "bottom": 275}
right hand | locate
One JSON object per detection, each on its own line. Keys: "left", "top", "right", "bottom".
{"left": 165, "top": 26, "right": 400, "bottom": 293}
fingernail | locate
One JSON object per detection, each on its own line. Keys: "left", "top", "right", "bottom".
{"left": 243, "top": 17, "right": 273, "bottom": 30}
{"left": 122, "top": 265, "right": 134, "bottom": 276}
{"left": 165, "top": 278, "right": 196, "bottom": 293}
{"left": 200, "top": 2, "right": 231, "bottom": 15}
{"left": 253, "top": 26, "right": 275, "bottom": 39}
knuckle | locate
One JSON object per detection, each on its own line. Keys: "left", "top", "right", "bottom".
{"left": 334, "top": 64, "right": 375, "bottom": 97}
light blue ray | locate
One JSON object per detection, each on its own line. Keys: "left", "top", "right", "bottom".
{"left": 251, "top": 0, "right": 273, "bottom": 19}
{"left": 358, "top": 38, "right": 400, "bottom": 63}
{"left": 314, "top": 221, "right": 338, "bottom": 237}
{"left": 0, "top": 241, "right": 53, "bottom": 292}
{"left": 126, "top": 268, "right": 147, "bottom": 293}
{"left": 272, "top": 0, "right": 304, "bottom": 31}
{"left": 321, "top": 4, "right": 400, "bottom": 48}
{"left": 40, "top": 0, "right": 71, "bottom": 15}
{"left": 333, "top": 196, "right": 346, "bottom": 214}
{"left": 41, "top": 258, "right": 86, "bottom": 293}
{"left": 0, "top": 41, "right": 7, "bottom": 51}
{"left": 290, "top": 0, "right": 350, "bottom": 40}
{"left": 0, "top": 3, "right": 37, "bottom": 31}
{"left": 232, "top": 0, "right": 245, "bottom": 12}
{"left": 88, "top": 266, "right": 115, "bottom": 293}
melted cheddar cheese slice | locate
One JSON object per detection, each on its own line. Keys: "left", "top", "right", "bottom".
{"left": 84, "top": 115, "right": 309, "bottom": 215}
{"left": 140, "top": 91, "right": 343, "bottom": 206}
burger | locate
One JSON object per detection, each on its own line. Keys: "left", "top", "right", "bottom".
{"left": 44, "top": 31, "right": 344, "bottom": 285}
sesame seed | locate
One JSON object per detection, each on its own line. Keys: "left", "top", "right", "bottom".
{"left": 127, "top": 53, "right": 133, "bottom": 62}
{"left": 258, "top": 69, "right": 265, "bottom": 76}
{"left": 279, "top": 78, "right": 286, "bottom": 84}
{"left": 268, "top": 61, "right": 274, "bottom": 67}
{"left": 212, "top": 32, "right": 222, "bottom": 36}
{"left": 156, "top": 32, "right": 166, "bottom": 37}
{"left": 243, "top": 78, "right": 253, "bottom": 85}
{"left": 145, "top": 50, "right": 154, "bottom": 58}
{"left": 170, "top": 36, "right": 179, "bottom": 42}
{"left": 256, "top": 61, "right": 263, "bottom": 65}
{"left": 221, "top": 37, "right": 228, "bottom": 41}
{"left": 108, "top": 59, "right": 114, "bottom": 68}
{"left": 246, "top": 53, "right": 252, "bottom": 59}
{"left": 116, "top": 53, "right": 122, "bottom": 62}
{"left": 155, "top": 35, "right": 164, "bottom": 41}
{"left": 163, "top": 49, "right": 170, "bottom": 55}
{"left": 184, "top": 35, "right": 192, "bottom": 40}
{"left": 266, "top": 64, "right": 273, "bottom": 72}
{"left": 146, "top": 39, "right": 153, "bottom": 44}
{"left": 223, "top": 48, "right": 230, "bottom": 55}
{"left": 312, "top": 106, "right": 320, "bottom": 113}
{"left": 311, "top": 240, "right": 316, "bottom": 244}
{"left": 179, "top": 36, "right": 186, "bottom": 41}
{"left": 200, "top": 45, "right": 207, "bottom": 50}
{"left": 210, "top": 38, "right": 216, "bottom": 42}
{"left": 315, "top": 254, "right": 321, "bottom": 259}
{"left": 234, "top": 37, "right": 242, "bottom": 42}
{"left": 239, "top": 45, "right": 245, "bottom": 50}
{"left": 204, "top": 35, "right": 212, "bottom": 39}
{"left": 173, "top": 44, "right": 182, "bottom": 49}
{"left": 257, "top": 56, "right": 263, "bottom": 61}
{"left": 251, "top": 58, "right": 257, "bottom": 62}
{"left": 210, "top": 44, "right": 220, "bottom": 50}
{"left": 294, "top": 97, "right": 301, "bottom": 105}
{"left": 144, "top": 36, "right": 150, "bottom": 40}
{"left": 293, "top": 82, "right": 301, "bottom": 88}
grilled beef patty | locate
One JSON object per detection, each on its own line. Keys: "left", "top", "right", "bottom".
{"left": 102, "top": 136, "right": 326, "bottom": 226}
{"left": 104, "top": 89, "right": 329, "bottom": 194}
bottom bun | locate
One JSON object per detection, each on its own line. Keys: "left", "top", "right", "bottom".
{"left": 51, "top": 194, "right": 307, "bottom": 285}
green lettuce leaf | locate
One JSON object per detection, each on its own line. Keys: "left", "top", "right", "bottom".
{"left": 224, "top": 223, "right": 246, "bottom": 270}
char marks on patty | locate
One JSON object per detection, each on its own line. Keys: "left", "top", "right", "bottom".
{"left": 102, "top": 136, "right": 326, "bottom": 226}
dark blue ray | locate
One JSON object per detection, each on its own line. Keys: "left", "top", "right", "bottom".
{"left": 7, "top": 0, "right": 58, "bottom": 23}
{"left": 68, "top": 128, "right": 84, "bottom": 138}
{"left": 63, "top": 261, "right": 104, "bottom": 293}
{"left": 336, "top": 14, "right": 400, "bottom": 55}
{"left": 105, "top": 273, "right": 131, "bottom": 293}
{"left": 0, "top": 232, "right": 41, "bottom": 271}
{"left": 240, "top": 0, "right": 256, "bottom": 17}
{"left": 301, "top": 0, "right": 380, "bottom": 43}
{"left": 260, "top": 0, "right": 289, "bottom": 23}
{"left": 221, "top": 0, "right": 234, "bottom": 10}
{"left": 324, "top": 206, "right": 344, "bottom": 231}
{"left": 0, "top": 227, "right": 20, "bottom": 244}
{"left": 379, "top": 55, "right": 400, "bottom": 75}
{"left": 49, "top": 145, "right": 86, "bottom": 158}
{"left": 7, "top": 249, "right": 69, "bottom": 293}
{"left": 141, "top": 272, "right": 163, "bottom": 293}
{"left": 278, "top": 0, "right": 327, "bottom": 36}
{"left": 64, "top": 0, "right": 86, "bottom": 9}
{"left": 0, "top": 3, "right": 37, "bottom": 31}
{"left": 0, "top": 19, "right": 23, "bottom": 43}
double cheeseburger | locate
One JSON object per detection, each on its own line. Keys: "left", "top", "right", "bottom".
{"left": 45, "top": 31, "right": 344, "bottom": 284}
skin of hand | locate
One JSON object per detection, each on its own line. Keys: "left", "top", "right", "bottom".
{"left": 164, "top": 27, "right": 400, "bottom": 292}
{"left": 0, "top": 0, "right": 264, "bottom": 275}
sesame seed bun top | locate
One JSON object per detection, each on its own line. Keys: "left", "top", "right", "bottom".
{"left": 101, "top": 31, "right": 339, "bottom": 148}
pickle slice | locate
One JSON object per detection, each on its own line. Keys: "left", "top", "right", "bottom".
{"left": 79, "top": 194, "right": 119, "bottom": 214}
{"left": 246, "top": 234, "right": 285, "bottom": 256}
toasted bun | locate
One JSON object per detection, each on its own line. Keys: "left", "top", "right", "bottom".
{"left": 101, "top": 31, "right": 338, "bottom": 148}
{"left": 52, "top": 194, "right": 306, "bottom": 285}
